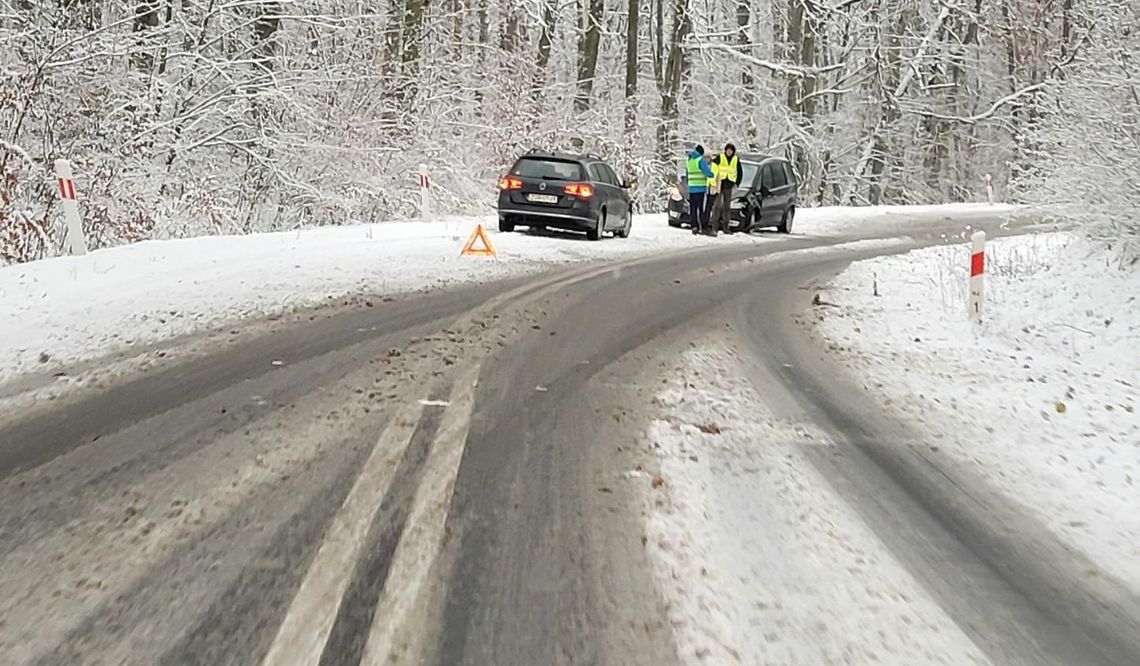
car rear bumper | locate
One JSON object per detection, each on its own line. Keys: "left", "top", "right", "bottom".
{"left": 497, "top": 190, "right": 600, "bottom": 230}
{"left": 497, "top": 207, "right": 597, "bottom": 230}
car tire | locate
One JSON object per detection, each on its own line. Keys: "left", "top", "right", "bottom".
{"left": 587, "top": 210, "right": 605, "bottom": 241}
{"left": 499, "top": 218, "right": 515, "bottom": 233}
{"left": 668, "top": 217, "right": 681, "bottom": 228}
{"left": 777, "top": 206, "right": 795, "bottom": 234}
{"left": 615, "top": 207, "right": 632, "bottom": 238}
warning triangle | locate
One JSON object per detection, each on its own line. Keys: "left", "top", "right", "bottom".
{"left": 460, "top": 224, "right": 496, "bottom": 257}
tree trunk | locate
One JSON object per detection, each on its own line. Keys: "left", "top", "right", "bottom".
{"left": 652, "top": 0, "right": 663, "bottom": 86}
{"left": 252, "top": 2, "right": 282, "bottom": 72}
{"left": 625, "top": 0, "right": 639, "bottom": 100}
{"left": 132, "top": 1, "right": 162, "bottom": 71}
{"left": 399, "top": 0, "right": 427, "bottom": 111}
{"left": 656, "top": 0, "right": 690, "bottom": 175}
{"left": 737, "top": 0, "right": 752, "bottom": 87}
{"left": 575, "top": 0, "right": 605, "bottom": 113}
{"left": 786, "top": 0, "right": 818, "bottom": 179}
{"left": 533, "top": 0, "right": 558, "bottom": 99}
{"left": 622, "top": 0, "right": 640, "bottom": 170}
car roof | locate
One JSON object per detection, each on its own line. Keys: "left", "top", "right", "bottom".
{"left": 519, "top": 149, "right": 605, "bottom": 165}
{"left": 737, "top": 153, "right": 783, "bottom": 164}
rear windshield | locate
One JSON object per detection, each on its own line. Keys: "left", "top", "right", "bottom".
{"left": 511, "top": 157, "right": 585, "bottom": 181}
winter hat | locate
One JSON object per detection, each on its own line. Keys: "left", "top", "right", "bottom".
{"left": 694, "top": 144, "right": 705, "bottom": 155}
{"left": 724, "top": 143, "right": 736, "bottom": 153}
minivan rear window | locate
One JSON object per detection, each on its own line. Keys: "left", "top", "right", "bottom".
{"left": 512, "top": 158, "right": 585, "bottom": 181}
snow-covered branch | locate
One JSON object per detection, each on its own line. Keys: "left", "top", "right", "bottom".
{"left": 905, "top": 83, "right": 1047, "bottom": 125}
{"left": 688, "top": 42, "right": 846, "bottom": 78}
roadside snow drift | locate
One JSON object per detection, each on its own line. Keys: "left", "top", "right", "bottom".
{"left": 0, "top": 215, "right": 693, "bottom": 382}
{"left": 640, "top": 342, "right": 989, "bottom": 665}
{"left": 814, "top": 233, "right": 1140, "bottom": 588}
{"left": 0, "top": 203, "right": 1017, "bottom": 384}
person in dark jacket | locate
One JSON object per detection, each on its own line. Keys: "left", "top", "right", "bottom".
{"left": 708, "top": 143, "right": 744, "bottom": 235}
{"left": 684, "top": 145, "right": 715, "bottom": 235}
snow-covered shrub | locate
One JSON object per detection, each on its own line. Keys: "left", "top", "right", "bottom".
{"left": 1013, "top": 1, "right": 1140, "bottom": 264}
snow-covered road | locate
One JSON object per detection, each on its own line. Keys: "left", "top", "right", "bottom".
{"left": 6, "top": 206, "right": 1139, "bottom": 666}
{"left": 0, "top": 204, "right": 1019, "bottom": 386}
{"left": 641, "top": 340, "right": 990, "bottom": 664}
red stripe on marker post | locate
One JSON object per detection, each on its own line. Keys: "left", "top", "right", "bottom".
{"left": 53, "top": 159, "right": 87, "bottom": 255}
{"left": 57, "top": 178, "right": 77, "bottom": 201}
{"left": 416, "top": 165, "right": 431, "bottom": 220}
{"left": 968, "top": 231, "right": 985, "bottom": 322}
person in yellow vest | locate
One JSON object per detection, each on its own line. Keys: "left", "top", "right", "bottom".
{"left": 707, "top": 143, "right": 743, "bottom": 236}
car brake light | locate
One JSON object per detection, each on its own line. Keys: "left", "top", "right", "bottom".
{"left": 564, "top": 182, "right": 594, "bottom": 198}
{"left": 669, "top": 185, "right": 683, "bottom": 201}
{"left": 498, "top": 176, "right": 523, "bottom": 191}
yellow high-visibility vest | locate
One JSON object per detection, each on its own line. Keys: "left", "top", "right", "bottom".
{"left": 715, "top": 154, "right": 739, "bottom": 184}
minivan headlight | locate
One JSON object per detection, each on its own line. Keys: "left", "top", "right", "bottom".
{"left": 729, "top": 199, "right": 745, "bottom": 209}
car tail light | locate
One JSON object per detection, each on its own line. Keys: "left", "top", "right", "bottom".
{"left": 498, "top": 176, "right": 523, "bottom": 191}
{"left": 564, "top": 182, "right": 594, "bottom": 198}
{"left": 669, "top": 185, "right": 683, "bottom": 201}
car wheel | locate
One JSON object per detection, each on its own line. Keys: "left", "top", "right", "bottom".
{"left": 777, "top": 206, "right": 795, "bottom": 234}
{"left": 499, "top": 218, "right": 515, "bottom": 233}
{"left": 587, "top": 210, "right": 605, "bottom": 241}
{"left": 668, "top": 216, "right": 681, "bottom": 228}
{"left": 615, "top": 207, "right": 632, "bottom": 238}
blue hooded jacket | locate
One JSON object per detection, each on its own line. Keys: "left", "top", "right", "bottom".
{"left": 685, "top": 149, "right": 715, "bottom": 194}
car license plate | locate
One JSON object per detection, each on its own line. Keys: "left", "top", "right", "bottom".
{"left": 528, "top": 194, "right": 558, "bottom": 204}
{"left": 668, "top": 210, "right": 680, "bottom": 218}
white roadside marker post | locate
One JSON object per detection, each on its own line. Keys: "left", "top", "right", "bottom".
{"left": 984, "top": 173, "right": 994, "bottom": 205}
{"left": 416, "top": 164, "right": 431, "bottom": 221}
{"left": 54, "top": 159, "right": 87, "bottom": 255}
{"left": 969, "top": 230, "right": 985, "bottom": 323}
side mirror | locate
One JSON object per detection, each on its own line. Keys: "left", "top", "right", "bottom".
{"left": 759, "top": 185, "right": 771, "bottom": 197}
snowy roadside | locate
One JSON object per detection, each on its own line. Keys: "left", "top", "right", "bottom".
{"left": 812, "top": 233, "right": 1140, "bottom": 589}
{"left": 0, "top": 203, "right": 1018, "bottom": 386}
{"left": 637, "top": 341, "right": 988, "bottom": 664}
{"left": 0, "top": 214, "right": 701, "bottom": 384}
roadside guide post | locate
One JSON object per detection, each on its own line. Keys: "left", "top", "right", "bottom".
{"left": 54, "top": 159, "right": 87, "bottom": 255}
{"left": 416, "top": 164, "right": 431, "bottom": 221}
{"left": 984, "top": 173, "right": 994, "bottom": 205}
{"left": 969, "top": 230, "right": 985, "bottom": 323}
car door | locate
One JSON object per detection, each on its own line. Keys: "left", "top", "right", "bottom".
{"left": 585, "top": 163, "right": 610, "bottom": 227}
{"left": 600, "top": 163, "right": 630, "bottom": 227}
{"left": 588, "top": 162, "right": 620, "bottom": 229}
{"left": 769, "top": 160, "right": 792, "bottom": 222}
{"left": 759, "top": 163, "right": 782, "bottom": 226}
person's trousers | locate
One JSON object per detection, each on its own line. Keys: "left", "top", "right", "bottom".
{"left": 709, "top": 184, "right": 734, "bottom": 234}
{"left": 689, "top": 191, "right": 709, "bottom": 233}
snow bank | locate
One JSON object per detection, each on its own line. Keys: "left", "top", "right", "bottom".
{"left": 0, "top": 214, "right": 706, "bottom": 382}
{"left": 639, "top": 343, "right": 988, "bottom": 664}
{"left": 797, "top": 202, "right": 1023, "bottom": 234}
{"left": 0, "top": 203, "right": 1016, "bottom": 384}
{"left": 815, "top": 233, "right": 1140, "bottom": 588}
